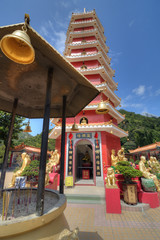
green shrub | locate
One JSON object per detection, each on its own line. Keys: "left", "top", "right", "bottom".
{"left": 21, "top": 160, "right": 39, "bottom": 178}
{"left": 115, "top": 161, "right": 142, "bottom": 183}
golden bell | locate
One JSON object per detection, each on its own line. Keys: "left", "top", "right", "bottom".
{"left": 71, "top": 122, "right": 79, "bottom": 131}
{"left": 96, "top": 101, "right": 109, "bottom": 114}
{"left": 0, "top": 30, "right": 35, "bottom": 64}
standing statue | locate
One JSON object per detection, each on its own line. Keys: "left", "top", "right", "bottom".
{"left": 117, "top": 147, "right": 127, "bottom": 161}
{"left": 111, "top": 149, "right": 119, "bottom": 166}
{"left": 139, "top": 156, "right": 160, "bottom": 192}
{"left": 9, "top": 152, "right": 31, "bottom": 187}
{"left": 105, "top": 167, "right": 117, "bottom": 188}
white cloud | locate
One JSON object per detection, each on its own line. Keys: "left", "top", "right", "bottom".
{"left": 132, "top": 85, "right": 145, "bottom": 96}
{"left": 39, "top": 20, "right": 66, "bottom": 54}
{"left": 155, "top": 89, "right": 160, "bottom": 96}
{"left": 129, "top": 19, "right": 135, "bottom": 28}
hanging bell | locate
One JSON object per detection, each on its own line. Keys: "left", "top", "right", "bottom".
{"left": 0, "top": 29, "right": 35, "bottom": 64}
{"left": 96, "top": 101, "right": 109, "bottom": 114}
{"left": 23, "top": 121, "right": 32, "bottom": 132}
{"left": 71, "top": 122, "right": 79, "bottom": 131}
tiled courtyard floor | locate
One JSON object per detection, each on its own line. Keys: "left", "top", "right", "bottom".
{"left": 1, "top": 171, "right": 160, "bottom": 240}
{"left": 64, "top": 203, "right": 160, "bottom": 240}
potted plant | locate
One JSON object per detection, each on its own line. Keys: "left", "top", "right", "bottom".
{"left": 21, "top": 160, "right": 39, "bottom": 182}
{"left": 115, "top": 161, "right": 142, "bottom": 205}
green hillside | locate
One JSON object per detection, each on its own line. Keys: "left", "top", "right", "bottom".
{"left": 13, "top": 132, "right": 55, "bottom": 151}
{"left": 118, "top": 109, "right": 160, "bottom": 152}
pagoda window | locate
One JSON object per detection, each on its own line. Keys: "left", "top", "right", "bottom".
{"left": 81, "top": 61, "right": 87, "bottom": 69}
{"left": 80, "top": 117, "right": 88, "bottom": 125}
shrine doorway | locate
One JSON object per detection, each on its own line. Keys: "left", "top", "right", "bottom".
{"left": 74, "top": 140, "right": 95, "bottom": 185}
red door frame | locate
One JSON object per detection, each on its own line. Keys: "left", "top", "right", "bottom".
{"left": 73, "top": 139, "right": 96, "bottom": 185}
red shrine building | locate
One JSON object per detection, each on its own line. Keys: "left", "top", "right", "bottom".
{"left": 49, "top": 9, "right": 128, "bottom": 186}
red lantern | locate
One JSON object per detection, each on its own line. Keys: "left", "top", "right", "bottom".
{"left": 94, "top": 132, "right": 99, "bottom": 147}
{"left": 69, "top": 133, "right": 73, "bottom": 149}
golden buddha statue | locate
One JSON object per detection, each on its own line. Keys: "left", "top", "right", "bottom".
{"left": 45, "top": 149, "right": 60, "bottom": 186}
{"left": 50, "top": 149, "right": 60, "bottom": 166}
{"left": 81, "top": 117, "right": 87, "bottom": 125}
{"left": 9, "top": 152, "right": 31, "bottom": 187}
{"left": 117, "top": 147, "right": 127, "bottom": 161}
{"left": 148, "top": 156, "right": 155, "bottom": 169}
{"left": 139, "top": 156, "right": 160, "bottom": 192}
{"left": 153, "top": 157, "right": 160, "bottom": 171}
{"left": 105, "top": 167, "right": 117, "bottom": 188}
{"left": 82, "top": 151, "right": 90, "bottom": 163}
{"left": 111, "top": 149, "right": 119, "bottom": 167}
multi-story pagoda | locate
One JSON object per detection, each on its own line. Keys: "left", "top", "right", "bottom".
{"left": 49, "top": 9, "right": 128, "bottom": 186}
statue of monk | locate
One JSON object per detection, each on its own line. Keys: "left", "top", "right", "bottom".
{"left": 139, "top": 156, "right": 160, "bottom": 192}
{"left": 105, "top": 167, "right": 117, "bottom": 188}
{"left": 111, "top": 149, "right": 119, "bottom": 167}
{"left": 9, "top": 152, "right": 31, "bottom": 187}
{"left": 50, "top": 149, "right": 60, "bottom": 166}
{"left": 117, "top": 147, "right": 127, "bottom": 161}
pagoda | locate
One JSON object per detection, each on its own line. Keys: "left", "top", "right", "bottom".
{"left": 49, "top": 9, "right": 128, "bottom": 186}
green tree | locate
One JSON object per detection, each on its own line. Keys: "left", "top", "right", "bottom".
{"left": 0, "top": 111, "right": 25, "bottom": 146}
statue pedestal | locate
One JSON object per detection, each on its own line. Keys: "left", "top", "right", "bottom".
{"left": 138, "top": 191, "right": 160, "bottom": 208}
{"left": 105, "top": 187, "right": 121, "bottom": 214}
{"left": 45, "top": 173, "right": 58, "bottom": 190}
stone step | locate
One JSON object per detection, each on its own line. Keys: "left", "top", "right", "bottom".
{"left": 66, "top": 194, "right": 105, "bottom": 204}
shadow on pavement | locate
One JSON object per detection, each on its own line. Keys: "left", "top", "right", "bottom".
{"left": 79, "top": 231, "right": 103, "bottom": 240}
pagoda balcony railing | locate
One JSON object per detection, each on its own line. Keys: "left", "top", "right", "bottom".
{"left": 66, "top": 52, "right": 114, "bottom": 77}
{"left": 71, "top": 10, "right": 104, "bottom": 32}
{"left": 68, "top": 19, "right": 106, "bottom": 42}
{"left": 64, "top": 40, "right": 109, "bottom": 60}
{"left": 78, "top": 66, "right": 117, "bottom": 90}
{"left": 96, "top": 82, "right": 121, "bottom": 107}
{"left": 65, "top": 28, "right": 108, "bottom": 53}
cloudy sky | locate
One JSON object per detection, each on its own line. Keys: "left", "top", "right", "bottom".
{"left": 0, "top": 0, "right": 160, "bottom": 135}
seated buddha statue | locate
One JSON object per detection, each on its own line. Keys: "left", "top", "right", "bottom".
{"left": 148, "top": 156, "right": 155, "bottom": 169}
{"left": 153, "top": 157, "right": 160, "bottom": 172}
{"left": 45, "top": 149, "right": 60, "bottom": 185}
{"left": 117, "top": 147, "right": 127, "bottom": 161}
{"left": 139, "top": 156, "right": 160, "bottom": 192}
{"left": 81, "top": 117, "right": 87, "bottom": 125}
{"left": 111, "top": 149, "right": 119, "bottom": 167}
{"left": 9, "top": 152, "right": 31, "bottom": 187}
{"left": 49, "top": 149, "right": 60, "bottom": 172}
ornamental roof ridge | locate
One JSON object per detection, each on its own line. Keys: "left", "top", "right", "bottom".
{"left": 96, "top": 83, "right": 121, "bottom": 103}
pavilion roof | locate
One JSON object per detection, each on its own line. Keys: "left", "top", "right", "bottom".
{"left": 10, "top": 143, "right": 51, "bottom": 154}
{"left": 129, "top": 142, "right": 160, "bottom": 154}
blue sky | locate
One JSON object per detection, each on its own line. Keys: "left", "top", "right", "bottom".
{"left": 0, "top": 0, "right": 160, "bottom": 136}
